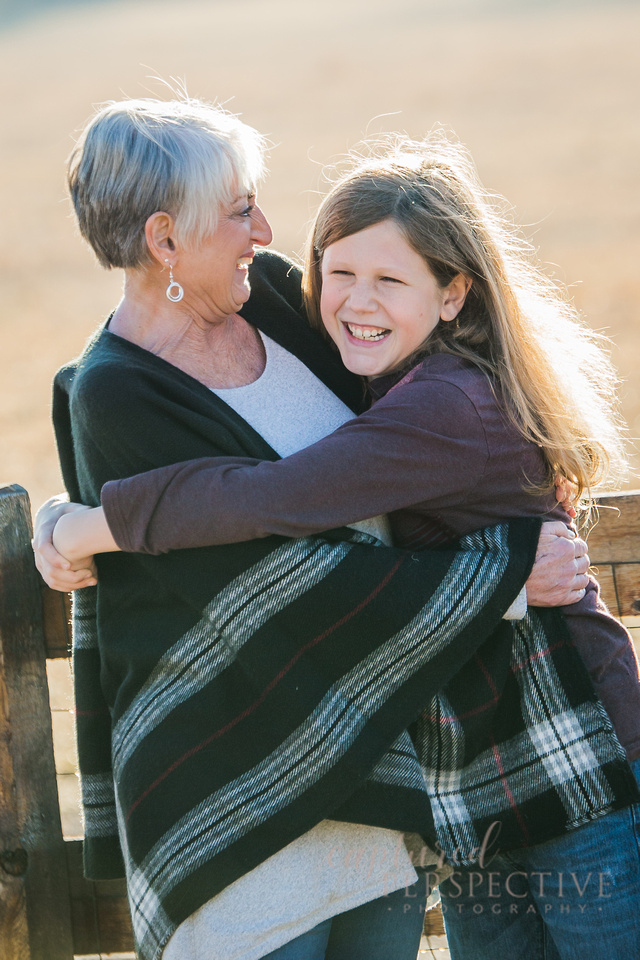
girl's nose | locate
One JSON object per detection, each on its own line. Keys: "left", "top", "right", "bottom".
{"left": 347, "top": 281, "right": 376, "bottom": 312}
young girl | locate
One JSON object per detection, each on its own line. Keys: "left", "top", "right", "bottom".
{"left": 44, "top": 134, "right": 640, "bottom": 958}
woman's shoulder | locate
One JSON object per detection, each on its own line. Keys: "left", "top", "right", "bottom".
{"left": 54, "top": 327, "right": 115, "bottom": 393}
{"left": 57, "top": 327, "right": 202, "bottom": 421}
{"left": 242, "top": 249, "right": 304, "bottom": 325}
{"left": 249, "top": 248, "right": 302, "bottom": 284}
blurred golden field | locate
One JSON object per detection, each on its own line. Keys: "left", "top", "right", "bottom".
{"left": 1, "top": 0, "right": 639, "bottom": 515}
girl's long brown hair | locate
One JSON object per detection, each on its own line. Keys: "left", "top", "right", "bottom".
{"left": 303, "top": 133, "right": 628, "bottom": 503}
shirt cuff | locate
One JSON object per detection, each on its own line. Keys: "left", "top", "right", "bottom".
{"left": 503, "top": 585, "right": 527, "bottom": 620}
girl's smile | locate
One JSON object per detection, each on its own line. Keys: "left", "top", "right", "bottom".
{"left": 320, "top": 220, "right": 467, "bottom": 378}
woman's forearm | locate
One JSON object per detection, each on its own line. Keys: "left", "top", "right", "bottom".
{"left": 53, "top": 506, "right": 120, "bottom": 562}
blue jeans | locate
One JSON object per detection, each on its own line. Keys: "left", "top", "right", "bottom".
{"left": 260, "top": 875, "right": 428, "bottom": 960}
{"left": 440, "top": 758, "right": 640, "bottom": 959}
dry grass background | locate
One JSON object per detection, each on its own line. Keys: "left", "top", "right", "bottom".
{"left": 1, "top": 0, "right": 639, "bottom": 512}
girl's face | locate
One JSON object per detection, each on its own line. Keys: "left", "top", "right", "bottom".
{"left": 320, "top": 220, "right": 459, "bottom": 378}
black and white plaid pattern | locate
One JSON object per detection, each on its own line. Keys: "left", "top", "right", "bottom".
{"left": 74, "top": 554, "right": 638, "bottom": 960}
{"left": 413, "top": 608, "right": 635, "bottom": 865}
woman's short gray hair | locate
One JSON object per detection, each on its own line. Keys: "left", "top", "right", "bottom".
{"left": 67, "top": 97, "right": 267, "bottom": 269}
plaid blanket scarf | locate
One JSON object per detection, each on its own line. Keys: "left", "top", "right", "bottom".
{"left": 54, "top": 252, "right": 638, "bottom": 960}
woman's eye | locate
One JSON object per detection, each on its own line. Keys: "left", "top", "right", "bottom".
{"left": 237, "top": 195, "right": 256, "bottom": 217}
{"left": 331, "top": 270, "right": 353, "bottom": 277}
{"left": 380, "top": 276, "right": 403, "bottom": 284}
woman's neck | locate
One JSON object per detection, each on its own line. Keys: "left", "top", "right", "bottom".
{"left": 108, "top": 271, "right": 266, "bottom": 389}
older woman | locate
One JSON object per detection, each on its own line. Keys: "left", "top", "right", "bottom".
{"left": 35, "top": 97, "right": 589, "bottom": 960}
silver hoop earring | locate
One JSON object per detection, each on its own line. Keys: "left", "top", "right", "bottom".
{"left": 164, "top": 260, "right": 184, "bottom": 303}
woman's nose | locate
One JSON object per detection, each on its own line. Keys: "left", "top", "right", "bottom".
{"left": 252, "top": 205, "right": 273, "bottom": 247}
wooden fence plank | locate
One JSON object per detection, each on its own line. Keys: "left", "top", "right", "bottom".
{"left": 586, "top": 490, "right": 640, "bottom": 565}
{"left": 592, "top": 564, "right": 618, "bottom": 616}
{"left": 65, "top": 840, "right": 133, "bottom": 955}
{"left": 0, "top": 485, "right": 74, "bottom": 960}
{"left": 42, "top": 588, "right": 72, "bottom": 659}
{"left": 609, "top": 563, "right": 640, "bottom": 617}
{"left": 591, "top": 563, "right": 640, "bottom": 618}
{"left": 0, "top": 656, "right": 31, "bottom": 960}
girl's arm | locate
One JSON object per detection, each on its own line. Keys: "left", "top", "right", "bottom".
{"left": 33, "top": 370, "right": 589, "bottom": 609}
{"left": 101, "top": 376, "right": 490, "bottom": 554}
{"left": 32, "top": 496, "right": 99, "bottom": 590}
{"left": 36, "top": 374, "right": 482, "bottom": 568}
{"left": 52, "top": 504, "right": 118, "bottom": 561}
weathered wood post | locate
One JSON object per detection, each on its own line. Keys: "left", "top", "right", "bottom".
{"left": 0, "top": 484, "right": 74, "bottom": 960}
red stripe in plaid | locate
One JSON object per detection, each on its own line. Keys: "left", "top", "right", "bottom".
{"left": 491, "top": 736, "right": 531, "bottom": 843}
{"left": 474, "top": 651, "right": 500, "bottom": 697}
{"left": 510, "top": 640, "right": 566, "bottom": 672}
{"left": 126, "top": 556, "right": 406, "bottom": 821}
{"left": 423, "top": 697, "right": 500, "bottom": 723}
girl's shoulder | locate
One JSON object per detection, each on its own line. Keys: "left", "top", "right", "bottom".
{"left": 383, "top": 353, "right": 497, "bottom": 412}
{"left": 396, "top": 356, "right": 554, "bottom": 517}
{"left": 390, "top": 352, "right": 540, "bottom": 462}
{"left": 404, "top": 353, "right": 490, "bottom": 389}
{"left": 370, "top": 354, "right": 500, "bottom": 452}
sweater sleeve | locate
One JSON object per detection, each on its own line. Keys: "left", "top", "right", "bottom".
{"left": 101, "top": 377, "right": 489, "bottom": 554}
{"left": 562, "top": 578, "right": 640, "bottom": 761}
{"left": 53, "top": 364, "right": 125, "bottom": 878}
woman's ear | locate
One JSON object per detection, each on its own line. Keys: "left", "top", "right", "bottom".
{"left": 440, "top": 274, "right": 472, "bottom": 322}
{"left": 144, "top": 212, "right": 178, "bottom": 267}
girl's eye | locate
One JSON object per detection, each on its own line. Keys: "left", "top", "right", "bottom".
{"left": 330, "top": 270, "right": 354, "bottom": 277}
{"left": 380, "top": 276, "right": 403, "bottom": 284}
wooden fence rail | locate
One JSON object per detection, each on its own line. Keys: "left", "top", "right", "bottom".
{"left": 1, "top": 482, "right": 639, "bottom": 958}
{"left": 0, "top": 485, "right": 132, "bottom": 958}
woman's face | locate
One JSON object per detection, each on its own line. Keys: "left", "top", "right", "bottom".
{"left": 320, "top": 220, "right": 449, "bottom": 378}
{"left": 179, "top": 191, "right": 273, "bottom": 321}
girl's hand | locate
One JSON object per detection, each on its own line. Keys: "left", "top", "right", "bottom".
{"left": 32, "top": 496, "right": 97, "bottom": 592}
{"left": 525, "top": 520, "right": 589, "bottom": 606}
{"left": 554, "top": 473, "right": 578, "bottom": 519}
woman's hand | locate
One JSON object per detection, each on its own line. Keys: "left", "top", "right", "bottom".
{"left": 525, "top": 520, "right": 590, "bottom": 606}
{"left": 33, "top": 495, "right": 98, "bottom": 592}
